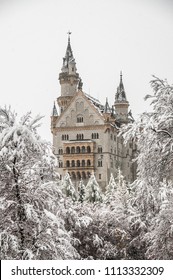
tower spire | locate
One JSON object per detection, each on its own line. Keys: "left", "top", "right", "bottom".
{"left": 67, "top": 31, "right": 71, "bottom": 43}
{"left": 115, "top": 71, "right": 127, "bottom": 102}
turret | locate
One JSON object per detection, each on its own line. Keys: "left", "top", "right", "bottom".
{"left": 114, "top": 72, "right": 129, "bottom": 121}
{"left": 59, "top": 32, "right": 79, "bottom": 97}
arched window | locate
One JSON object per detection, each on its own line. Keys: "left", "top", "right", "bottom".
{"left": 76, "top": 146, "right": 80, "bottom": 153}
{"left": 87, "top": 146, "right": 91, "bottom": 153}
{"left": 82, "top": 160, "right": 85, "bottom": 167}
{"left": 77, "top": 115, "right": 83, "bottom": 123}
{"left": 77, "top": 172, "right": 81, "bottom": 179}
{"left": 66, "top": 147, "right": 70, "bottom": 154}
{"left": 77, "top": 160, "right": 80, "bottom": 167}
{"left": 72, "top": 160, "right": 75, "bottom": 167}
{"left": 98, "top": 146, "right": 102, "bottom": 153}
{"left": 98, "top": 160, "right": 102, "bottom": 167}
{"left": 82, "top": 146, "right": 85, "bottom": 153}
{"left": 66, "top": 161, "right": 70, "bottom": 168}
{"left": 87, "top": 160, "right": 91, "bottom": 166}
{"left": 71, "top": 147, "right": 75, "bottom": 154}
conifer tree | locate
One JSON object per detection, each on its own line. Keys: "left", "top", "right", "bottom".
{"left": 78, "top": 179, "right": 85, "bottom": 203}
{"left": 62, "top": 172, "right": 77, "bottom": 201}
{"left": 85, "top": 173, "right": 102, "bottom": 203}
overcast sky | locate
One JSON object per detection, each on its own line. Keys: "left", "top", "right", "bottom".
{"left": 0, "top": 0, "right": 173, "bottom": 141}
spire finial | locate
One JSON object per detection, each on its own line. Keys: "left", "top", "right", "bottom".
{"left": 67, "top": 31, "right": 72, "bottom": 43}
{"left": 120, "top": 71, "right": 123, "bottom": 83}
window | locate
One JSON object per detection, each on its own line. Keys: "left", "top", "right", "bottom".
{"left": 99, "top": 174, "right": 101, "bottom": 179}
{"left": 71, "top": 147, "right": 75, "bottom": 154}
{"left": 82, "top": 146, "right": 85, "bottom": 153}
{"left": 92, "top": 133, "right": 99, "bottom": 139}
{"left": 77, "top": 134, "right": 84, "bottom": 140}
{"left": 72, "top": 160, "right": 75, "bottom": 167}
{"left": 98, "top": 146, "right": 102, "bottom": 153}
{"left": 59, "top": 162, "right": 63, "bottom": 168}
{"left": 77, "top": 160, "right": 80, "bottom": 167}
{"left": 58, "top": 148, "right": 63, "bottom": 155}
{"left": 77, "top": 115, "right": 83, "bottom": 123}
{"left": 98, "top": 160, "right": 102, "bottom": 167}
{"left": 66, "top": 147, "right": 70, "bottom": 154}
{"left": 82, "top": 160, "right": 85, "bottom": 167}
{"left": 66, "top": 161, "right": 70, "bottom": 168}
{"left": 62, "top": 134, "right": 69, "bottom": 141}
{"left": 87, "top": 146, "right": 91, "bottom": 153}
{"left": 87, "top": 160, "right": 91, "bottom": 166}
{"left": 76, "top": 146, "right": 80, "bottom": 153}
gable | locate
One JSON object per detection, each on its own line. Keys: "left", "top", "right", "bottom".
{"left": 56, "top": 91, "right": 105, "bottom": 128}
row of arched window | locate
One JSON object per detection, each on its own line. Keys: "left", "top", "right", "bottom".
{"left": 66, "top": 159, "right": 91, "bottom": 168}
{"left": 62, "top": 134, "right": 69, "bottom": 140}
{"left": 77, "top": 116, "right": 83, "bottom": 123}
{"left": 76, "top": 134, "right": 84, "bottom": 140}
{"left": 61, "top": 133, "right": 100, "bottom": 141}
{"left": 69, "top": 171, "right": 91, "bottom": 180}
{"left": 66, "top": 146, "right": 91, "bottom": 154}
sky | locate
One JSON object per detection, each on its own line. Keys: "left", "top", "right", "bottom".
{"left": 0, "top": 0, "right": 173, "bottom": 142}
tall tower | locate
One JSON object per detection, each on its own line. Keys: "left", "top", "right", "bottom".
{"left": 114, "top": 72, "right": 129, "bottom": 122}
{"left": 57, "top": 32, "right": 79, "bottom": 112}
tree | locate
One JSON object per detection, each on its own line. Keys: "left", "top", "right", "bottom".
{"left": 78, "top": 179, "right": 86, "bottom": 203}
{"left": 121, "top": 77, "right": 173, "bottom": 259}
{"left": 61, "top": 172, "right": 77, "bottom": 201}
{"left": 0, "top": 107, "right": 79, "bottom": 259}
{"left": 85, "top": 173, "right": 102, "bottom": 203}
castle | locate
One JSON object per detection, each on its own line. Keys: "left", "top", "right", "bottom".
{"left": 51, "top": 34, "right": 136, "bottom": 188}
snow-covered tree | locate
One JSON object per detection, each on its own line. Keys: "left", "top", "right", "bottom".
{"left": 0, "top": 107, "right": 79, "bottom": 259}
{"left": 61, "top": 173, "right": 77, "bottom": 201}
{"left": 121, "top": 77, "right": 173, "bottom": 259}
{"left": 78, "top": 179, "right": 85, "bottom": 203}
{"left": 105, "top": 173, "right": 117, "bottom": 202}
{"left": 85, "top": 173, "right": 102, "bottom": 203}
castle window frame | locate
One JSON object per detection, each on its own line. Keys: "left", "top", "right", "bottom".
{"left": 66, "top": 160, "right": 70, "bottom": 168}
{"left": 87, "top": 146, "right": 91, "bottom": 153}
{"left": 76, "top": 146, "right": 81, "bottom": 153}
{"left": 66, "top": 147, "right": 70, "bottom": 154}
{"left": 87, "top": 159, "right": 91, "bottom": 166}
{"left": 71, "top": 147, "right": 75, "bottom": 154}
{"left": 77, "top": 115, "right": 83, "bottom": 123}
{"left": 98, "top": 146, "right": 102, "bottom": 153}
{"left": 98, "top": 160, "right": 102, "bottom": 167}
{"left": 72, "top": 160, "right": 75, "bottom": 167}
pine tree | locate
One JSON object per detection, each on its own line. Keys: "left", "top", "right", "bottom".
{"left": 61, "top": 172, "right": 77, "bottom": 201}
{"left": 78, "top": 179, "right": 85, "bottom": 203}
{"left": 85, "top": 173, "right": 102, "bottom": 203}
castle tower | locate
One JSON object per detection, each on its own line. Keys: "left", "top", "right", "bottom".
{"left": 114, "top": 72, "right": 129, "bottom": 122}
{"left": 57, "top": 32, "right": 80, "bottom": 112}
